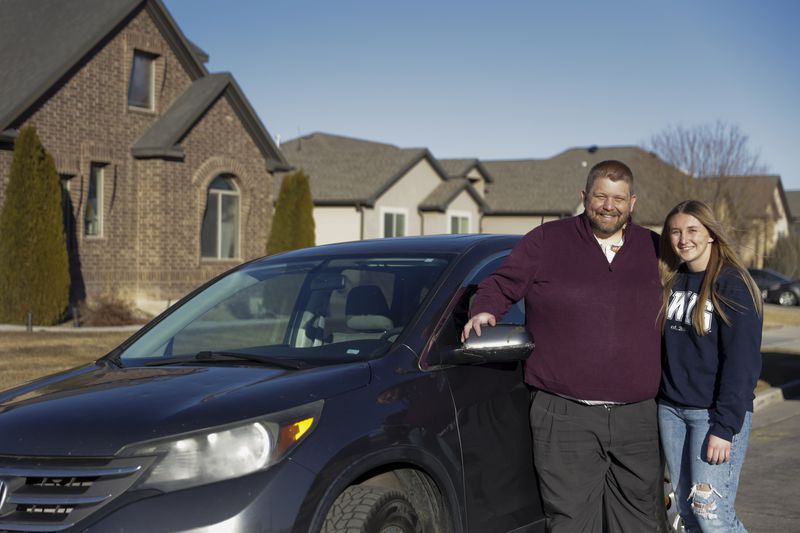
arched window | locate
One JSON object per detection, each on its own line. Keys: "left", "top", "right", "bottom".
{"left": 201, "top": 175, "right": 240, "bottom": 259}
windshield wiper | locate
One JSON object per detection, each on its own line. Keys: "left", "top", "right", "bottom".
{"left": 143, "top": 351, "right": 308, "bottom": 370}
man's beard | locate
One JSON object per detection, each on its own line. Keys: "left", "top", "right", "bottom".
{"left": 587, "top": 211, "right": 627, "bottom": 238}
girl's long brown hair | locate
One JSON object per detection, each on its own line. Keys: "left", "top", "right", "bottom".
{"left": 659, "top": 200, "right": 763, "bottom": 335}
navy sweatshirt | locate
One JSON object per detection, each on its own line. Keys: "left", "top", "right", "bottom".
{"left": 470, "top": 214, "right": 662, "bottom": 403}
{"left": 660, "top": 265, "right": 763, "bottom": 441}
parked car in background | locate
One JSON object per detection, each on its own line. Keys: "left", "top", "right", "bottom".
{"left": 748, "top": 268, "right": 800, "bottom": 306}
{"left": 0, "top": 235, "right": 545, "bottom": 533}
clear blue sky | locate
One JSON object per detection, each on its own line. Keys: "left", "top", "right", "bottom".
{"left": 164, "top": 0, "right": 800, "bottom": 191}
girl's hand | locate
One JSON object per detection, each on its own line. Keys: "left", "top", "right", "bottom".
{"left": 707, "top": 434, "right": 732, "bottom": 464}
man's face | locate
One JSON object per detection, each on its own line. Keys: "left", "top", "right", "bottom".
{"left": 581, "top": 177, "right": 636, "bottom": 239}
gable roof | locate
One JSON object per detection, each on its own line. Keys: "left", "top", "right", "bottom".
{"left": 419, "top": 177, "right": 488, "bottom": 212}
{"left": 279, "top": 133, "right": 448, "bottom": 206}
{"left": 482, "top": 146, "right": 691, "bottom": 224}
{"left": 132, "top": 73, "right": 289, "bottom": 170}
{"left": 691, "top": 175, "right": 788, "bottom": 220}
{"left": 0, "top": 0, "right": 287, "bottom": 169}
{"left": 438, "top": 158, "right": 494, "bottom": 183}
{"left": 0, "top": 0, "right": 200, "bottom": 135}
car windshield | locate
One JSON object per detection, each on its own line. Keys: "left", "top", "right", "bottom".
{"left": 117, "top": 254, "right": 451, "bottom": 366}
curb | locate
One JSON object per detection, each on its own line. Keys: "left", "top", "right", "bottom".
{"left": 754, "top": 378, "right": 800, "bottom": 412}
{"left": 754, "top": 387, "right": 785, "bottom": 412}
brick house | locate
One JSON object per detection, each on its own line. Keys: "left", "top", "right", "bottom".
{"left": 0, "top": 0, "right": 288, "bottom": 314}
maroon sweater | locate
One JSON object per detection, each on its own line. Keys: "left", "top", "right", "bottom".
{"left": 471, "top": 214, "right": 662, "bottom": 403}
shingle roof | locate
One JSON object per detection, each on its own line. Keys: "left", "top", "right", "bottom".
{"left": 438, "top": 158, "right": 494, "bottom": 183}
{"left": 691, "top": 175, "right": 786, "bottom": 220}
{"left": 0, "top": 0, "right": 287, "bottom": 169}
{"left": 482, "top": 146, "right": 691, "bottom": 225}
{"left": 0, "top": 0, "right": 202, "bottom": 133}
{"left": 419, "top": 177, "right": 487, "bottom": 212}
{"left": 278, "top": 133, "right": 445, "bottom": 206}
{"left": 132, "top": 74, "right": 230, "bottom": 159}
{"left": 131, "top": 73, "right": 288, "bottom": 170}
{"left": 437, "top": 159, "right": 476, "bottom": 177}
{"left": 187, "top": 39, "right": 209, "bottom": 64}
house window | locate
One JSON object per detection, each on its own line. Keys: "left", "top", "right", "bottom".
{"left": 84, "top": 164, "right": 103, "bottom": 237}
{"left": 383, "top": 209, "right": 406, "bottom": 238}
{"left": 128, "top": 51, "right": 156, "bottom": 109}
{"left": 201, "top": 175, "right": 240, "bottom": 259}
{"left": 450, "top": 213, "right": 471, "bottom": 234}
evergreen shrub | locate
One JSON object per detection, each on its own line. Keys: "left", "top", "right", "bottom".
{"left": 267, "top": 170, "right": 315, "bottom": 255}
{"left": 0, "top": 126, "right": 70, "bottom": 325}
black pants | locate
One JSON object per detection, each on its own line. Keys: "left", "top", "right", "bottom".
{"left": 530, "top": 390, "right": 661, "bottom": 533}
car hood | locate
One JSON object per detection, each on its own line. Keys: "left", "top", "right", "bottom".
{"left": 0, "top": 360, "right": 370, "bottom": 457}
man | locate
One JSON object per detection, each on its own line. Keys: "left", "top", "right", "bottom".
{"left": 462, "top": 160, "right": 662, "bottom": 532}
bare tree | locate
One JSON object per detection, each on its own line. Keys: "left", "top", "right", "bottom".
{"left": 642, "top": 121, "right": 772, "bottom": 265}
{"left": 644, "top": 121, "right": 768, "bottom": 178}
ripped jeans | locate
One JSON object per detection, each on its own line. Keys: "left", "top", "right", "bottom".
{"left": 658, "top": 403, "right": 752, "bottom": 532}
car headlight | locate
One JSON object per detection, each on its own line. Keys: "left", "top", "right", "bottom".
{"left": 118, "top": 400, "right": 323, "bottom": 492}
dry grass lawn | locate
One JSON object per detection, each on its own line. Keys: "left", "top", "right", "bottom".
{"left": 0, "top": 330, "right": 132, "bottom": 391}
{"left": 1, "top": 304, "right": 798, "bottom": 393}
{"left": 763, "top": 304, "right": 800, "bottom": 328}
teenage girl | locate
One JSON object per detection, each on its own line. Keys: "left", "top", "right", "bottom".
{"left": 658, "top": 200, "right": 762, "bottom": 532}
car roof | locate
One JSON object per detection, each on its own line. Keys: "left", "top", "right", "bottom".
{"left": 256, "top": 234, "right": 522, "bottom": 263}
{"left": 750, "top": 268, "right": 790, "bottom": 279}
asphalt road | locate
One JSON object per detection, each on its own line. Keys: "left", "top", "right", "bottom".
{"left": 736, "top": 321, "right": 800, "bottom": 532}
{"left": 738, "top": 397, "right": 800, "bottom": 531}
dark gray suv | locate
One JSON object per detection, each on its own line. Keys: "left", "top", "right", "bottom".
{"left": 0, "top": 235, "right": 544, "bottom": 532}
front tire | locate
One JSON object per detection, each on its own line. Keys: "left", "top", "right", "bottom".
{"left": 778, "top": 290, "right": 798, "bottom": 306}
{"left": 323, "top": 486, "right": 422, "bottom": 533}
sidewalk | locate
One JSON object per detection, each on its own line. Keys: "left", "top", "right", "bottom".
{"left": 761, "top": 325, "right": 800, "bottom": 354}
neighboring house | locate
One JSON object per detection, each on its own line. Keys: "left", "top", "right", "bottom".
{"left": 278, "top": 133, "right": 485, "bottom": 244}
{"left": 278, "top": 140, "right": 691, "bottom": 243}
{"left": 0, "top": 0, "right": 288, "bottom": 314}
{"left": 691, "top": 176, "right": 791, "bottom": 268}
{"left": 786, "top": 190, "right": 800, "bottom": 235}
{"left": 277, "top": 133, "right": 789, "bottom": 269}
{"left": 480, "top": 146, "right": 691, "bottom": 233}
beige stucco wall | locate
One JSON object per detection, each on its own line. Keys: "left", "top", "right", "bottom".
{"left": 363, "top": 159, "right": 442, "bottom": 239}
{"left": 421, "top": 189, "right": 480, "bottom": 235}
{"left": 772, "top": 187, "right": 789, "bottom": 240}
{"left": 466, "top": 168, "right": 486, "bottom": 198}
{"left": 314, "top": 206, "right": 362, "bottom": 245}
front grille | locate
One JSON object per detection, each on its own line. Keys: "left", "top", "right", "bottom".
{"left": 0, "top": 456, "right": 153, "bottom": 532}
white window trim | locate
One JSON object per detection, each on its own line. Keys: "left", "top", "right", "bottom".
{"left": 448, "top": 210, "right": 472, "bottom": 234}
{"left": 84, "top": 164, "right": 104, "bottom": 239}
{"left": 380, "top": 207, "right": 409, "bottom": 238}
{"left": 203, "top": 182, "right": 242, "bottom": 260}
{"left": 128, "top": 50, "right": 156, "bottom": 111}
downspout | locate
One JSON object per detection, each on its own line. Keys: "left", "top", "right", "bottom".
{"left": 419, "top": 209, "right": 424, "bottom": 236}
{"left": 357, "top": 204, "right": 364, "bottom": 240}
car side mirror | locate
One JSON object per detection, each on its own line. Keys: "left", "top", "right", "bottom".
{"left": 441, "top": 324, "right": 534, "bottom": 366}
